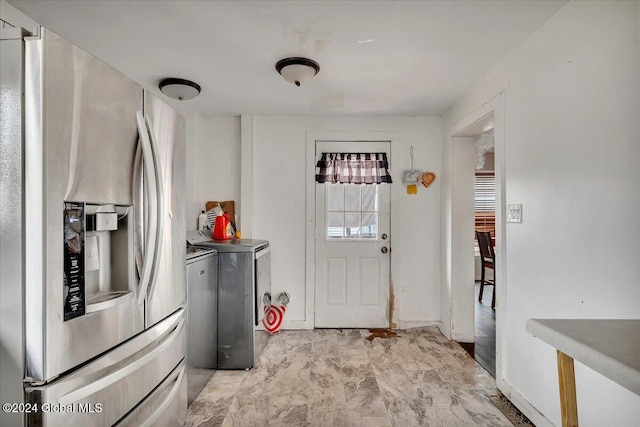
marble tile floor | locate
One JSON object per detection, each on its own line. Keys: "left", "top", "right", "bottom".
{"left": 188, "top": 367, "right": 216, "bottom": 407}
{"left": 186, "top": 327, "right": 513, "bottom": 426}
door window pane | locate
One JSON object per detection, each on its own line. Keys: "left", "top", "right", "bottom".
{"left": 362, "top": 185, "right": 377, "bottom": 211}
{"left": 345, "top": 185, "right": 361, "bottom": 211}
{"left": 361, "top": 213, "right": 378, "bottom": 238}
{"left": 325, "top": 184, "right": 378, "bottom": 240}
{"left": 345, "top": 212, "right": 361, "bottom": 238}
{"left": 327, "top": 184, "right": 344, "bottom": 211}
{"left": 327, "top": 212, "right": 344, "bottom": 238}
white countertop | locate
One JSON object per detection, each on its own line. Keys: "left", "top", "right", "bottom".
{"left": 526, "top": 319, "right": 640, "bottom": 395}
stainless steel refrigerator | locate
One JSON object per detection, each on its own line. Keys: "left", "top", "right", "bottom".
{"left": 0, "top": 27, "right": 187, "bottom": 426}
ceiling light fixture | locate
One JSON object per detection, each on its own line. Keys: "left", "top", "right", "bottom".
{"left": 483, "top": 123, "right": 494, "bottom": 132}
{"left": 357, "top": 38, "right": 375, "bottom": 44}
{"left": 275, "top": 57, "right": 320, "bottom": 87}
{"left": 158, "top": 78, "right": 201, "bottom": 101}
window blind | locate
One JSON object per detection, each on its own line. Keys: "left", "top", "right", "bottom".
{"left": 474, "top": 174, "right": 495, "bottom": 212}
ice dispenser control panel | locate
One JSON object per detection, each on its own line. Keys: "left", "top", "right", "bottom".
{"left": 63, "top": 202, "right": 86, "bottom": 321}
{"left": 63, "top": 202, "right": 133, "bottom": 321}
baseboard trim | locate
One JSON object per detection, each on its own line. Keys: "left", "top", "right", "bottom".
{"left": 437, "top": 322, "right": 451, "bottom": 339}
{"left": 396, "top": 320, "right": 442, "bottom": 330}
{"left": 279, "top": 320, "right": 444, "bottom": 331}
{"left": 497, "top": 379, "right": 553, "bottom": 427}
{"left": 281, "top": 319, "right": 313, "bottom": 330}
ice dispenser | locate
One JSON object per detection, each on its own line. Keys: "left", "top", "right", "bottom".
{"left": 63, "top": 202, "right": 136, "bottom": 320}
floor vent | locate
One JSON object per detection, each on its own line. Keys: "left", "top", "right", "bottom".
{"left": 487, "top": 392, "right": 535, "bottom": 426}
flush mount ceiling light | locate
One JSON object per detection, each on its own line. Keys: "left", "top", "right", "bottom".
{"left": 275, "top": 57, "right": 320, "bottom": 87}
{"left": 158, "top": 78, "right": 201, "bottom": 101}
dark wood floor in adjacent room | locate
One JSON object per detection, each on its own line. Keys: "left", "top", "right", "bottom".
{"left": 460, "top": 281, "right": 496, "bottom": 378}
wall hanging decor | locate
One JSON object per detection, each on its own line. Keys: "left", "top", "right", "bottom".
{"left": 421, "top": 171, "right": 436, "bottom": 188}
{"left": 402, "top": 146, "right": 422, "bottom": 194}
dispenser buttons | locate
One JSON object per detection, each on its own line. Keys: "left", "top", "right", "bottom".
{"left": 95, "top": 212, "right": 118, "bottom": 231}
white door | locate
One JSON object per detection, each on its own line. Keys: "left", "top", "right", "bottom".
{"left": 314, "top": 141, "right": 391, "bottom": 328}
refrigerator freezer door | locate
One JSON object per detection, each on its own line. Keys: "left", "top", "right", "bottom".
{"left": 25, "top": 309, "right": 186, "bottom": 427}
{"left": 114, "top": 360, "right": 187, "bottom": 427}
{"left": 24, "top": 28, "right": 144, "bottom": 383}
{"left": 142, "top": 92, "right": 187, "bottom": 328}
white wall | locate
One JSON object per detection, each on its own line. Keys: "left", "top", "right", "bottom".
{"left": 443, "top": 1, "right": 640, "bottom": 425}
{"left": 184, "top": 111, "right": 197, "bottom": 230}
{"left": 449, "top": 137, "right": 476, "bottom": 341}
{"left": 246, "top": 116, "right": 442, "bottom": 328}
{"left": 186, "top": 114, "right": 241, "bottom": 230}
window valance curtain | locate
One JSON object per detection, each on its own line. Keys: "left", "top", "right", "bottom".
{"left": 315, "top": 152, "right": 392, "bottom": 184}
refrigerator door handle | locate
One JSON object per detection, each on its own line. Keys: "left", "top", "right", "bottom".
{"left": 136, "top": 111, "right": 159, "bottom": 305}
{"left": 143, "top": 113, "right": 165, "bottom": 301}
{"left": 57, "top": 316, "right": 185, "bottom": 405}
{"left": 133, "top": 143, "right": 144, "bottom": 283}
{"left": 138, "top": 364, "right": 185, "bottom": 427}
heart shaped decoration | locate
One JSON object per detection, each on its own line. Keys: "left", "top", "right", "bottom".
{"left": 421, "top": 172, "right": 436, "bottom": 188}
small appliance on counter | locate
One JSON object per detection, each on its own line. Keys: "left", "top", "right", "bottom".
{"left": 187, "top": 231, "right": 271, "bottom": 369}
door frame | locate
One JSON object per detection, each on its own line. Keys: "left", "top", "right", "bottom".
{"left": 446, "top": 93, "right": 505, "bottom": 382}
{"left": 305, "top": 131, "right": 398, "bottom": 329}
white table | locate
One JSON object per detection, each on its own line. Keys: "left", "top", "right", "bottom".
{"left": 526, "top": 319, "right": 640, "bottom": 427}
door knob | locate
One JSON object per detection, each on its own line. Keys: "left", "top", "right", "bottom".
{"left": 381, "top": 233, "right": 388, "bottom": 240}
{"left": 381, "top": 246, "right": 388, "bottom": 254}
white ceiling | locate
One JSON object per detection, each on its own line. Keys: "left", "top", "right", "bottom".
{"left": 8, "top": 0, "right": 567, "bottom": 118}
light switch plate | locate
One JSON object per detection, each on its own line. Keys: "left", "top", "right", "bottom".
{"left": 507, "top": 204, "right": 522, "bottom": 223}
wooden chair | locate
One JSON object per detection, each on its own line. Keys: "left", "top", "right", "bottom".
{"left": 475, "top": 230, "right": 495, "bottom": 309}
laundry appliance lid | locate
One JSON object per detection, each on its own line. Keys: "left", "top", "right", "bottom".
{"left": 187, "top": 231, "right": 268, "bottom": 253}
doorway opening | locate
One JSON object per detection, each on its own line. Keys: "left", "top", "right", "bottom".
{"left": 449, "top": 99, "right": 503, "bottom": 381}
{"left": 470, "top": 115, "right": 496, "bottom": 377}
